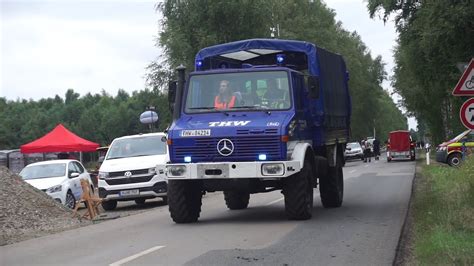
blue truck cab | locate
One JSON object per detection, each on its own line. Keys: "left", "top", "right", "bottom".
{"left": 158, "top": 39, "right": 351, "bottom": 223}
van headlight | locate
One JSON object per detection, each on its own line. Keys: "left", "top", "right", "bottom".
{"left": 47, "top": 184, "right": 62, "bottom": 193}
{"left": 148, "top": 167, "right": 157, "bottom": 175}
{"left": 98, "top": 171, "right": 109, "bottom": 180}
{"left": 262, "top": 163, "right": 285, "bottom": 176}
{"left": 167, "top": 165, "right": 187, "bottom": 177}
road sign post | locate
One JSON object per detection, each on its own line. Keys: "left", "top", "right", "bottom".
{"left": 452, "top": 58, "right": 474, "bottom": 96}
{"left": 459, "top": 98, "right": 474, "bottom": 130}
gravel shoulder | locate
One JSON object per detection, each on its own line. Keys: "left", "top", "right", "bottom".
{"left": 0, "top": 167, "right": 168, "bottom": 246}
{"left": 0, "top": 167, "right": 91, "bottom": 245}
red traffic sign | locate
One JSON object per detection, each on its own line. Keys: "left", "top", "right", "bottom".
{"left": 460, "top": 98, "right": 474, "bottom": 129}
{"left": 452, "top": 58, "right": 474, "bottom": 96}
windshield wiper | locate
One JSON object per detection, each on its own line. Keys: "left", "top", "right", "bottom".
{"left": 188, "top": 106, "right": 229, "bottom": 116}
{"left": 188, "top": 107, "right": 217, "bottom": 110}
{"left": 231, "top": 105, "right": 257, "bottom": 109}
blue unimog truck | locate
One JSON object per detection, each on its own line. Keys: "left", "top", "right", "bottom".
{"left": 158, "top": 39, "right": 351, "bottom": 223}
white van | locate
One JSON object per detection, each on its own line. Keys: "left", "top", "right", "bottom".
{"left": 98, "top": 132, "right": 169, "bottom": 210}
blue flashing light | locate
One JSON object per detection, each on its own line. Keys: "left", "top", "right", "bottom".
{"left": 184, "top": 156, "right": 192, "bottom": 163}
{"left": 258, "top": 154, "right": 267, "bottom": 161}
{"left": 276, "top": 54, "right": 285, "bottom": 64}
{"left": 196, "top": 60, "right": 203, "bottom": 68}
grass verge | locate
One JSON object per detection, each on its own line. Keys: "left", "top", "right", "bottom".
{"left": 411, "top": 154, "right": 474, "bottom": 264}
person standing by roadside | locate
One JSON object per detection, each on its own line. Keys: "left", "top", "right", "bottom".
{"left": 373, "top": 138, "right": 380, "bottom": 160}
{"left": 363, "top": 138, "right": 372, "bottom": 163}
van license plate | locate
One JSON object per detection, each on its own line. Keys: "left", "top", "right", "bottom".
{"left": 119, "top": 189, "right": 139, "bottom": 196}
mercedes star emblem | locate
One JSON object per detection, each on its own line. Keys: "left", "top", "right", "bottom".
{"left": 217, "top": 138, "right": 234, "bottom": 156}
{"left": 124, "top": 171, "right": 132, "bottom": 177}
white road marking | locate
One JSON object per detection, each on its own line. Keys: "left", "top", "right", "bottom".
{"left": 109, "top": 245, "right": 165, "bottom": 266}
{"left": 349, "top": 170, "right": 356, "bottom": 174}
{"left": 266, "top": 197, "right": 284, "bottom": 206}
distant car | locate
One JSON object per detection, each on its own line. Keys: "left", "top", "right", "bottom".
{"left": 98, "top": 132, "right": 169, "bottom": 210}
{"left": 19, "top": 159, "right": 94, "bottom": 209}
{"left": 387, "top": 130, "right": 416, "bottom": 162}
{"left": 436, "top": 129, "right": 473, "bottom": 166}
{"left": 344, "top": 142, "right": 364, "bottom": 161}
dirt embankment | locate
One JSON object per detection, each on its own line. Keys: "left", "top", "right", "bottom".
{"left": 0, "top": 167, "right": 91, "bottom": 246}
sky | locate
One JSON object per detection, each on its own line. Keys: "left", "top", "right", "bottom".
{"left": 0, "top": 0, "right": 416, "bottom": 129}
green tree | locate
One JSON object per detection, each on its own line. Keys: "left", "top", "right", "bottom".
{"left": 367, "top": 0, "right": 474, "bottom": 143}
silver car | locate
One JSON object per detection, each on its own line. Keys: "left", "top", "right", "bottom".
{"left": 344, "top": 142, "right": 364, "bottom": 161}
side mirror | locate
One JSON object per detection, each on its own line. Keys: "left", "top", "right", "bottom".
{"left": 168, "top": 81, "right": 177, "bottom": 104}
{"left": 308, "top": 76, "right": 320, "bottom": 99}
{"left": 70, "top": 172, "right": 80, "bottom": 178}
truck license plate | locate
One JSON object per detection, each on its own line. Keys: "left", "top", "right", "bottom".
{"left": 119, "top": 189, "right": 139, "bottom": 196}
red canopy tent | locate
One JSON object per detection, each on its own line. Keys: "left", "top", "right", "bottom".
{"left": 20, "top": 124, "right": 99, "bottom": 154}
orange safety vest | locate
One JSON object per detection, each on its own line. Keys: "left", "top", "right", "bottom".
{"left": 214, "top": 95, "right": 236, "bottom": 109}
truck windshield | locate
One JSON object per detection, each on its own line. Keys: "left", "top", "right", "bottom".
{"left": 107, "top": 135, "right": 167, "bottom": 159}
{"left": 184, "top": 71, "right": 291, "bottom": 113}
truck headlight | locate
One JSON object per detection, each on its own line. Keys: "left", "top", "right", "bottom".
{"left": 262, "top": 163, "right": 285, "bottom": 176}
{"left": 98, "top": 171, "right": 109, "bottom": 180}
{"left": 47, "top": 184, "right": 62, "bottom": 193}
{"left": 167, "top": 165, "right": 187, "bottom": 177}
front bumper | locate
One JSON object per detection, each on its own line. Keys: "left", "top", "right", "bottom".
{"left": 98, "top": 181, "right": 167, "bottom": 200}
{"left": 344, "top": 153, "right": 364, "bottom": 160}
{"left": 98, "top": 174, "right": 168, "bottom": 200}
{"left": 44, "top": 190, "right": 65, "bottom": 205}
{"left": 157, "top": 160, "right": 302, "bottom": 180}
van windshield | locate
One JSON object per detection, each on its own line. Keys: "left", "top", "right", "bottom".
{"left": 107, "top": 135, "right": 167, "bottom": 159}
{"left": 185, "top": 71, "right": 291, "bottom": 113}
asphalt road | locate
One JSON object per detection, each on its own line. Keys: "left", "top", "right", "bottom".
{"left": 1, "top": 156, "right": 415, "bottom": 266}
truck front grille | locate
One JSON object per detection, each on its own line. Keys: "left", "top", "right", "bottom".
{"left": 173, "top": 136, "right": 282, "bottom": 162}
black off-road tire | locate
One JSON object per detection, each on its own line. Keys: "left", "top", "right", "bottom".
{"left": 283, "top": 157, "right": 314, "bottom": 220}
{"left": 168, "top": 180, "right": 202, "bottom": 223}
{"left": 101, "top": 200, "right": 117, "bottom": 211}
{"left": 319, "top": 161, "right": 344, "bottom": 208}
{"left": 224, "top": 191, "right": 250, "bottom": 210}
{"left": 447, "top": 153, "right": 462, "bottom": 167}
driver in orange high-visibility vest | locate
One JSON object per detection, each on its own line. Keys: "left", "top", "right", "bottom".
{"left": 214, "top": 80, "right": 236, "bottom": 109}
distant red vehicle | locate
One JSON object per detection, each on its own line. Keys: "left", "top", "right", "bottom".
{"left": 387, "top": 130, "right": 416, "bottom": 162}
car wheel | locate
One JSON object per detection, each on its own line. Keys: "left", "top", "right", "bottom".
{"left": 102, "top": 200, "right": 117, "bottom": 211}
{"left": 135, "top": 198, "right": 146, "bottom": 205}
{"left": 447, "top": 153, "right": 462, "bottom": 167}
{"left": 65, "top": 190, "right": 76, "bottom": 209}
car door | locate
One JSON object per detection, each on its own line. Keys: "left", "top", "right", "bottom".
{"left": 67, "top": 162, "right": 82, "bottom": 199}
{"left": 74, "top": 161, "right": 91, "bottom": 195}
